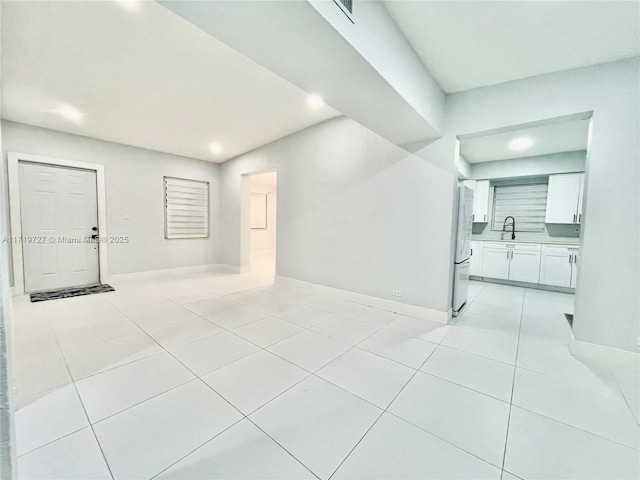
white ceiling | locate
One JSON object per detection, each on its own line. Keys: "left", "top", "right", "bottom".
{"left": 1, "top": 1, "right": 339, "bottom": 163}
{"left": 460, "top": 119, "right": 590, "bottom": 163}
{"left": 385, "top": 1, "right": 640, "bottom": 93}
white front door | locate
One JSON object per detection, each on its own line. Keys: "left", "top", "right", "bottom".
{"left": 19, "top": 162, "right": 100, "bottom": 292}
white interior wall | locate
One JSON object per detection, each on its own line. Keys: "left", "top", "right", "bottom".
{"left": 469, "top": 150, "right": 586, "bottom": 180}
{"left": 457, "top": 153, "right": 471, "bottom": 179}
{"left": 308, "top": 0, "right": 444, "bottom": 134}
{"left": 250, "top": 182, "right": 277, "bottom": 254}
{"left": 220, "top": 116, "right": 457, "bottom": 315}
{"left": 1, "top": 121, "right": 222, "bottom": 282}
{"left": 446, "top": 57, "right": 640, "bottom": 353}
{"left": 0, "top": 14, "right": 17, "bottom": 471}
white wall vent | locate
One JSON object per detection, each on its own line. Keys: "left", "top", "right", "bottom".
{"left": 334, "top": 0, "right": 354, "bottom": 21}
{"left": 164, "top": 176, "right": 209, "bottom": 239}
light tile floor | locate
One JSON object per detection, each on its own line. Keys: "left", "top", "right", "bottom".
{"left": 11, "top": 274, "right": 640, "bottom": 480}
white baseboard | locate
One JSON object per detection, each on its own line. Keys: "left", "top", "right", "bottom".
{"left": 569, "top": 331, "right": 639, "bottom": 368}
{"left": 108, "top": 264, "right": 237, "bottom": 284}
{"left": 275, "top": 275, "right": 449, "bottom": 324}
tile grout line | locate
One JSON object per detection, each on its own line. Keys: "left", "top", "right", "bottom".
{"left": 499, "top": 289, "right": 526, "bottom": 478}
{"left": 146, "top": 416, "right": 247, "bottom": 480}
{"left": 605, "top": 364, "right": 640, "bottom": 427}
{"left": 45, "top": 314, "right": 116, "bottom": 480}
{"left": 164, "top": 301, "right": 407, "bottom": 479}
{"left": 326, "top": 342, "right": 440, "bottom": 479}
{"left": 19, "top": 279, "right": 449, "bottom": 477}
{"left": 327, "top": 328, "right": 517, "bottom": 478}
{"left": 506, "top": 404, "right": 640, "bottom": 451}
{"left": 105, "top": 284, "right": 343, "bottom": 478}
{"left": 19, "top": 277, "right": 587, "bottom": 479}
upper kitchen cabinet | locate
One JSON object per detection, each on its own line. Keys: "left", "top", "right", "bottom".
{"left": 545, "top": 173, "right": 584, "bottom": 224}
{"left": 472, "top": 180, "right": 490, "bottom": 223}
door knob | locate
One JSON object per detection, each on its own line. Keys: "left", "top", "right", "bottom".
{"left": 92, "top": 227, "right": 98, "bottom": 231}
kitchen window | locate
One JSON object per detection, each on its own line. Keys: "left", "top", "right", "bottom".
{"left": 491, "top": 182, "right": 548, "bottom": 232}
{"left": 164, "top": 176, "right": 210, "bottom": 239}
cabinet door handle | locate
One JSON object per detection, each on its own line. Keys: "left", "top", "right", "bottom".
{"left": 574, "top": 255, "right": 577, "bottom": 265}
{"left": 470, "top": 248, "right": 473, "bottom": 256}
{"left": 573, "top": 214, "right": 576, "bottom": 223}
{"left": 507, "top": 251, "right": 509, "bottom": 260}
{"left": 569, "top": 254, "right": 572, "bottom": 264}
{"left": 484, "top": 214, "right": 486, "bottom": 222}
{"left": 578, "top": 214, "right": 581, "bottom": 223}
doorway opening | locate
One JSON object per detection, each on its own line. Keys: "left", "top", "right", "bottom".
{"left": 453, "top": 112, "right": 592, "bottom": 321}
{"left": 248, "top": 171, "right": 277, "bottom": 275}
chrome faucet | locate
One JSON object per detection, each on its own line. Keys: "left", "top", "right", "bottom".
{"left": 502, "top": 216, "right": 516, "bottom": 240}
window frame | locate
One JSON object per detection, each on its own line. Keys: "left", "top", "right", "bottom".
{"left": 490, "top": 181, "right": 549, "bottom": 233}
{"left": 164, "top": 176, "right": 210, "bottom": 240}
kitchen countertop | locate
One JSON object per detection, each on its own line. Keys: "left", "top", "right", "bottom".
{"left": 471, "top": 237, "right": 580, "bottom": 246}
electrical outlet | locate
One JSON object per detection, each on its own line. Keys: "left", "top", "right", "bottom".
{"left": 392, "top": 290, "right": 402, "bottom": 297}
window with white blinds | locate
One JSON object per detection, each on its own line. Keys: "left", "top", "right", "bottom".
{"left": 491, "top": 183, "right": 548, "bottom": 232}
{"left": 164, "top": 176, "right": 209, "bottom": 239}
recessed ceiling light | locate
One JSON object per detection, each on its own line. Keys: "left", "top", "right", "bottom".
{"left": 51, "top": 103, "right": 84, "bottom": 122}
{"left": 509, "top": 137, "right": 534, "bottom": 151}
{"left": 112, "top": 0, "right": 141, "bottom": 12}
{"left": 210, "top": 142, "right": 223, "bottom": 155}
{"left": 308, "top": 94, "right": 323, "bottom": 110}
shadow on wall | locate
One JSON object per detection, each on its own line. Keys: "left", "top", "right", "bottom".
{"left": 220, "top": 116, "right": 458, "bottom": 314}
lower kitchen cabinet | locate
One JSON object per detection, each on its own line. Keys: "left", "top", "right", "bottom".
{"left": 481, "top": 242, "right": 542, "bottom": 284}
{"left": 509, "top": 247, "right": 541, "bottom": 283}
{"left": 482, "top": 245, "right": 510, "bottom": 280}
{"left": 540, "top": 245, "right": 579, "bottom": 287}
{"left": 470, "top": 241, "right": 484, "bottom": 276}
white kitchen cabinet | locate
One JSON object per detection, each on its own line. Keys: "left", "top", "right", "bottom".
{"left": 540, "top": 245, "right": 579, "bottom": 287}
{"left": 545, "top": 173, "right": 584, "bottom": 224}
{"left": 509, "top": 247, "right": 541, "bottom": 284}
{"left": 473, "top": 180, "right": 490, "bottom": 223}
{"left": 482, "top": 243, "right": 510, "bottom": 280}
{"left": 482, "top": 242, "right": 541, "bottom": 283}
{"left": 470, "top": 241, "right": 483, "bottom": 276}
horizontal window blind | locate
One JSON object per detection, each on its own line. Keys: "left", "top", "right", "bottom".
{"left": 491, "top": 183, "right": 548, "bottom": 232}
{"left": 164, "top": 177, "right": 209, "bottom": 239}
{"left": 338, "top": 0, "right": 353, "bottom": 14}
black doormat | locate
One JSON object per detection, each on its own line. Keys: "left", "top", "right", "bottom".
{"left": 564, "top": 313, "right": 574, "bottom": 328}
{"left": 30, "top": 284, "right": 115, "bottom": 302}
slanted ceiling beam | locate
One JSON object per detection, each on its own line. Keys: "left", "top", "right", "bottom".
{"left": 160, "top": 0, "right": 443, "bottom": 147}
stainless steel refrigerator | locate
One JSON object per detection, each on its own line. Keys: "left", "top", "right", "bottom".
{"left": 453, "top": 185, "right": 474, "bottom": 315}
